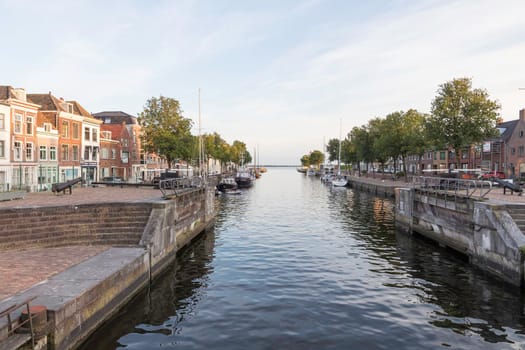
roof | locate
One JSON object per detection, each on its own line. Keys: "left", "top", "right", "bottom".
{"left": 67, "top": 100, "right": 92, "bottom": 118}
{"left": 493, "top": 120, "right": 517, "bottom": 142}
{"left": 27, "top": 93, "right": 65, "bottom": 111}
{"left": 92, "top": 111, "right": 138, "bottom": 125}
{"left": 27, "top": 94, "right": 95, "bottom": 121}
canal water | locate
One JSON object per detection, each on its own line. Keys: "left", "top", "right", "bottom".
{"left": 80, "top": 167, "right": 525, "bottom": 350}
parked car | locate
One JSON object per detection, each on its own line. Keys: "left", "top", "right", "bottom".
{"left": 102, "top": 176, "right": 124, "bottom": 183}
{"left": 480, "top": 171, "right": 505, "bottom": 180}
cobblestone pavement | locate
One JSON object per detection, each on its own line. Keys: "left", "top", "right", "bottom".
{"left": 0, "top": 186, "right": 164, "bottom": 209}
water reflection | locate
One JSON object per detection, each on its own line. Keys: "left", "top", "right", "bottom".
{"left": 78, "top": 230, "right": 216, "bottom": 350}
{"left": 80, "top": 169, "right": 525, "bottom": 349}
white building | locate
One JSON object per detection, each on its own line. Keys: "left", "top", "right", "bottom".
{"left": 0, "top": 102, "right": 10, "bottom": 191}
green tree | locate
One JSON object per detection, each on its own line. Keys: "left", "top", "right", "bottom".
{"left": 300, "top": 154, "right": 310, "bottom": 167}
{"left": 309, "top": 150, "right": 325, "bottom": 168}
{"left": 427, "top": 77, "right": 500, "bottom": 169}
{"left": 401, "top": 109, "right": 429, "bottom": 176}
{"left": 349, "top": 126, "right": 373, "bottom": 174}
{"left": 230, "top": 140, "right": 252, "bottom": 165}
{"left": 326, "top": 138, "right": 340, "bottom": 163}
{"left": 138, "top": 96, "right": 194, "bottom": 168}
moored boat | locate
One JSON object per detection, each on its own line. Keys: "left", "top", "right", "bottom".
{"left": 297, "top": 167, "right": 307, "bottom": 174}
{"left": 235, "top": 168, "right": 255, "bottom": 188}
{"left": 332, "top": 175, "right": 348, "bottom": 187}
{"left": 217, "top": 176, "right": 238, "bottom": 192}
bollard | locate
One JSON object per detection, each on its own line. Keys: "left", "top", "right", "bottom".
{"left": 19, "top": 305, "right": 48, "bottom": 339}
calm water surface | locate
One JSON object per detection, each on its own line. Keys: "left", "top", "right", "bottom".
{"left": 81, "top": 168, "right": 525, "bottom": 350}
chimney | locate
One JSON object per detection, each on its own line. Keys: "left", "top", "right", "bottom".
{"left": 13, "top": 88, "right": 26, "bottom": 102}
{"left": 520, "top": 109, "right": 525, "bottom": 121}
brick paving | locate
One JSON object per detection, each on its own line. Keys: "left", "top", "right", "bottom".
{"left": 0, "top": 246, "right": 110, "bottom": 301}
{"left": 0, "top": 186, "right": 163, "bottom": 305}
{"left": 0, "top": 186, "right": 163, "bottom": 209}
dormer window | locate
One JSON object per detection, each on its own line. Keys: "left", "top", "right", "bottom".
{"left": 104, "top": 117, "right": 111, "bottom": 124}
{"left": 44, "top": 123, "right": 52, "bottom": 132}
{"left": 101, "top": 131, "right": 112, "bottom": 139}
{"left": 67, "top": 103, "right": 74, "bottom": 113}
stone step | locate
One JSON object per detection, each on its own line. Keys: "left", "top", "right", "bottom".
{"left": 0, "top": 222, "right": 147, "bottom": 234}
{"left": 0, "top": 228, "right": 144, "bottom": 242}
{"left": 0, "top": 333, "right": 32, "bottom": 350}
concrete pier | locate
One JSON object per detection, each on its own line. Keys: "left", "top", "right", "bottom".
{"left": 347, "top": 175, "right": 525, "bottom": 286}
{"left": 0, "top": 184, "right": 217, "bottom": 350}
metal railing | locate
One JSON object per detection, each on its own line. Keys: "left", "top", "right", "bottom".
{"left": 159, "top": 177, "right": 206, "bottom": 197}
{"left": 0, "top": 296, "right": 37, "bottom": 349}
{"left": 413, "top": 176, "right": 493, "bottom": 201}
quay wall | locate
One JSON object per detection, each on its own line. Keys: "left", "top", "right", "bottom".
{"left": 395, "top": 188, "right": 525, "bottom": 286}
{"left": 347, "top": 177, "right": 396, "bottom": 197}
{"left": 0, "top": 186, "right": 216, "bottom": 350}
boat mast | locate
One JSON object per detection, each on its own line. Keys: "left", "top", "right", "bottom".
{"left": 198, "top": 88, "right": 205, "bottom": 181}
{"left": 338, "top": 118, "right": 342, "bottom": 176}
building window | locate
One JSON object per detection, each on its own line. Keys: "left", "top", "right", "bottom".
{"left": 61, "top": 121, "right": 69, "bottom": 138}
{"left": 84, "top": 127, "right": 90, "bottom": 141}
{"left": 92, "top": 146, "right": 98, "bottom": 160}
{"left": 104, "top": 117, "right": 111, "bottom": 124}
{"left": 25, "top": 143, "right": 33, "bottom": 161}
{"left": 50, "top": 146, "right": 57, "bottom": 161}
{"left": 512, "top": 148, "right": 516, "bottom": 155}
{"left": 101, "top": 147, "right": 109, "bottom": 159}
{"left": 520, "top": 130, "right": 524, "bottom": 138}
{"left": 102, "top": 131, "right": 111, "bottom": 139}
{"left": 440, "top": 151, "right": 446, "bottom": 160}
{"left": 122, "top": 151, "right": 129, "bottom": 164}
{"left": 0, "top": 113, "right": 4, "bottom": 130}
{"left": 40, "top": 146, "right": 47, "bottom": 160}
{"left": 72, "top": 145, "right": 79, "bottom": 161}
{"left": 111, "top": 149, "right": 116, "bottom": 159}
{"left": 92, "top": 129, "right": 98, "bottom": 142}
{"left": 84, "top": 146, "right": 90, "bottom": 160}
{"left": 44, "top": 123, "right": 51, "bottom": 132}
{"left": 26, "top": 116, "right": 33, "bottom": 135}
{"left": 61, "top": 145, "right": 69, "bottom": 161}
{"left": 14, "top": 114, "right": 22, "bottom": 134}
{"left": 72, "top": 122, "right": 79, "bottom": 139}
{"left": 14, "top": 141, "right": 22, "bottom": 160}
{"left": 0, "top": 140, "right": 4, "bottom": 158}
{"left": 519, "top": 146, "right": 524, "bottom": 157}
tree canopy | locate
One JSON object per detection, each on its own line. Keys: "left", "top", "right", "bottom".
{"left": 427, "top": 77, "right": 500, "bottom": 168}
{"left": 138, "top": 96, "right": 194, "bottom": 168}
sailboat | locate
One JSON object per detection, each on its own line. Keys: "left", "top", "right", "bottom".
{"left": 332, "top": 119, "right": 348, "bottom": 187}
{"left": 235, "top": 152, "right": 254, "bottom": 188}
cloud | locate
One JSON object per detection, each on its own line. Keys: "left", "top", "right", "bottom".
{"left": 2, "top": 0, "right": 525, "bottom": 164}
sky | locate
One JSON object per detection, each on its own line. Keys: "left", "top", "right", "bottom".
{"left": 2, "top": 0, "right": 525, "bottom": 165}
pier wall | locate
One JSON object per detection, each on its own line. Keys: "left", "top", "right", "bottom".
{"left": 0, "top": 186, "right": 216, "bottom": 350}
{"left": 395, "top": 188, "right": 525, "bottom": 286}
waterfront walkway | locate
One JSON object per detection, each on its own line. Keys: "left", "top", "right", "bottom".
{"left": 0, "top": 179, "right": 523, "bottom": 305}
{"left": 0, "top": 186, "right": 162, "bottom": 305}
